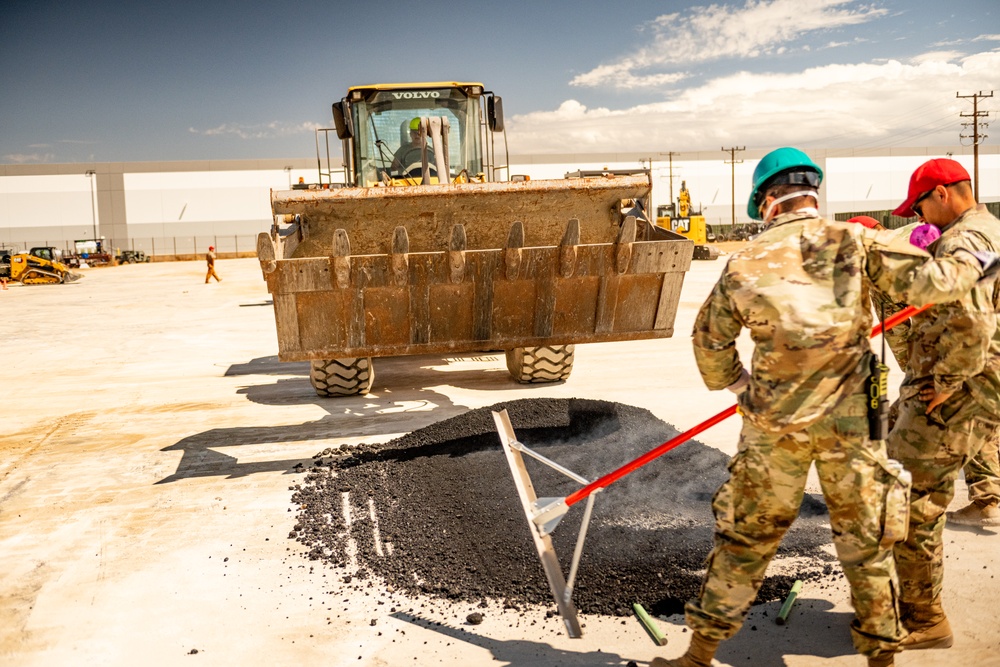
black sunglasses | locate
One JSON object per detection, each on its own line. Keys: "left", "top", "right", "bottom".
{"left": 911, "top": 189, "right": 934, "bottom": 217}
{"left": 912, "top": 182, "right": 962, "bottom": 217}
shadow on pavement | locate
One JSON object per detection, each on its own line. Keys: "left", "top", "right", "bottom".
{"left": 158, "top": 353, "right": 539, "bottom": 484}
{"left": 391, "top": 612, "right": 636, "bottom": 666}
{"left": 715, "top": 599, "right": 854, "bottom": 666}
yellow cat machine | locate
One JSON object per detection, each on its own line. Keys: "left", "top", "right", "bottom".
{"left": 257, "top": 82, "right": 694, "bottom": 395}
{"left": 7, "top": 247, "right": 83, "bottom": 284}
{"left": 655, "top": 181, "right": 719, "bottom": 260}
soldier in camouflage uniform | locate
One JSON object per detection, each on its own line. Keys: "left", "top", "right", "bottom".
{"left": 653, "top": 149, "right": 994, "bottom": 667}
{"left": 885, "top": 159, "right": 1000, "bottom": 653}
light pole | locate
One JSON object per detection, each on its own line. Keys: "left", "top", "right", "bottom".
{"left": 85, "top": 170, "right": 97, "bottom": 240}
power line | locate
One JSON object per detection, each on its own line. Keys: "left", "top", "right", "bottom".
{"left": 798, "top": 99, "right": 957, "bottom": 149}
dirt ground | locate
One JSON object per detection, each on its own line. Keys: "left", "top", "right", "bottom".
{"left": 1, "top": 254, "right": 998, "bottom": 667}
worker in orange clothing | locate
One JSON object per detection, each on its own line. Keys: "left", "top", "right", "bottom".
{"left": 205, "top": 246, "right": 221, "bottom": 283}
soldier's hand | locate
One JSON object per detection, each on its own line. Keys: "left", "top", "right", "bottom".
{"left": 922, "top": 388, "right": 955, "bottom": 414}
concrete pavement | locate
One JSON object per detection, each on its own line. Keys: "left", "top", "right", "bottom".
{"left": 1, "top": 256, "right": 997, "bottom": 666}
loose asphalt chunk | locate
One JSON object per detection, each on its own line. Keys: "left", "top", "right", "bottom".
{"left": 290, "top": 398, "right": 837, "bottom": 617}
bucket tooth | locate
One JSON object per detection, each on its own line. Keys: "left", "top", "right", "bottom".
{"left": 504, "top": 221, "right": 524, "bottom": 281}
{"left": 559, "top": 218, "right": 580, "bottom": 278}
{"left": 333, "top": 229, "right": 351, "bottom": 289}
{"left": 615, "top": 215, "right": 636, "bottom": 274}
{"left": 391, "top": 226, "right": 410, "bottom": 286}
{"left": 449, "top": 224, "right": 467, "bottom": 284}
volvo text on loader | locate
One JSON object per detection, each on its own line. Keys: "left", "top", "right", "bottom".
{"left": 256, "top": 82, "right": 694, "bottom": 396}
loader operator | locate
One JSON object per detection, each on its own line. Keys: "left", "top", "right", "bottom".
{"left": 655, "top": 147, "right": 999, "bottom": 667}
{"left": 390, "top": 117, "right": 435, "bottom": 178}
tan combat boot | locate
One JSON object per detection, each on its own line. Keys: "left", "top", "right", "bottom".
{"left": 946, "top": 501, "right": 1000, "bottom": 527}
{"left": 650, "top": 632, "right": 719, "bottom": 667}
{"left": 900, "top": 598, "right": 953, "bottom": 650}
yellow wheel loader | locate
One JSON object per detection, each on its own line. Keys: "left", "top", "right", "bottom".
{"left": 655, "top": 181, "right": 719, "bottom": 260}
{"left": 7, "top": 247, "right": 83, "bottom": 285}
{"left": 257, "top": 82, "right": 694, "bottom": 396}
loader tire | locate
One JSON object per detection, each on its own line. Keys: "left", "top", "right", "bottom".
{"left": 310, "top": 358, "right": 374, "bottom": 397}
{"left": 505, "top": 345, "right": 575, "bottom": 384}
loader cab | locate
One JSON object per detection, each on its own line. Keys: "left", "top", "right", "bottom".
{"left": 336, "top": 82, "right": 501, "bottom": 187}
{"left": 29, "top": 247, "right": 59, "bottom": 262}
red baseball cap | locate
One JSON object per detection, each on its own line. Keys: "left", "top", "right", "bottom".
{"left": 846, "top": 215, "right": 881, "bottom": 229}
{"left": 893, "top": 158, "right": 971, "bottom": 218}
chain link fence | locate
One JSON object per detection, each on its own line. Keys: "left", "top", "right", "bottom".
{"left": 0, "top": 234, "right": 261, "bottom": 261}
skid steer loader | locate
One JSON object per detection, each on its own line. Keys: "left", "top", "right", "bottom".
{"left": 257, "top": 82, "right": 694, "bottom": 396}
{"left": 7, "top": 247, "right": 82, "bottom": 285}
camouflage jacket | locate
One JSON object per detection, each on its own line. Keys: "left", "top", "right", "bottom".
{"left": 867, "top": 281, "right": 910, "bottom": 366}
{"left": 899, "top": 205, "right": 1000, "bottom": 411}
{"left": 692, "top": 210, "right": 985, "bottom": 434}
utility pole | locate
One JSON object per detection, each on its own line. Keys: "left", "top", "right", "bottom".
{"left": 957, "top": 91, "right": 993, "bottom": 200}
{"left": 722, "top": 147, "right": 745, "bottom": 226}
{"left": 659, "top": 151, "right": 680, "bottom": 209}
{"left": 638, "top": 157, "right": 655, "bottom": 217}
{"left": 85, "top": 170, "right": 97, "bottom": 241}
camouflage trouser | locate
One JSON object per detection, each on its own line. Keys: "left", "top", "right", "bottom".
{"left": 887, "top": 391, "right": 999, "bottom": 607}
{"left": 891, "top": 398, "right": 1000, "bottom": 506}
{"left": 964, "top": 427, "right": 1000, "bottom": 506}
{"left": 685, "top": 393, "right": 906, "bottom": 657}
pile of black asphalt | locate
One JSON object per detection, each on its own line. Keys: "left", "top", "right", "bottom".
{"left": 290, "top": 398, "right": 837, "bottom": 617}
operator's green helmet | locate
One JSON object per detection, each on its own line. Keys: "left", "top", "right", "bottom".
{"left": 408, "top": 117, "right": 421, "bottom": 131}
{"left": 747, "top": 147, "right": 823, "bottom": 220}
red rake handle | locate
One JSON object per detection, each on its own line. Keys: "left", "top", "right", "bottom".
{"left": 565, "top": 404, "right": 737, "bottom": 506}
{"left": 564, "top": 302, "right": 931, "bottom": 508}
{"left": 872, "top": 303, "right": 931, "bottom": 337}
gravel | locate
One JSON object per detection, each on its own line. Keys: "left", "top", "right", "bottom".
{"left": 290, "top": 398, "right": 837, "bottom": 617}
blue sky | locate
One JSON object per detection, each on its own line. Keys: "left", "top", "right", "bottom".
{"left": 2, "top": 0, "right": 997, "bottom": 164}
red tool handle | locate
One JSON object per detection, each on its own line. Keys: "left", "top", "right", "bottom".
{"left": 871, "top": 303, "right": 931, "bottom": 337}
{"left": 565, "top": 404, "right": 738, "bottom": 506}
{"left": 564, "top": 302, "right": 931, "bottom": 508}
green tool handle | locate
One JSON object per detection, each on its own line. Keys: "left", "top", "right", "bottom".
{"left": 776, "top": 580, "right": 803, "bottom": 625}
{"left": 633, "top": 603, "right": 667, "bottom": 646}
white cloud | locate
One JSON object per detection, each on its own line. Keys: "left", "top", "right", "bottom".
{"left": 910, "top": 50, "right": 965, "bottom": 64}
{"left": 973, "top": 34, "right": 1000, "bottom": 42}
{"left": 189, "top": 121, "right": 321, "bottom": 140}
{"left": 3, "top": 152, "right": 56, "bottom": 164}
{"left": 571, "top": 0, "right": 888, "bottom": 90}
{"left": 511, "top": 50, "right": 1000, "bottom": 154}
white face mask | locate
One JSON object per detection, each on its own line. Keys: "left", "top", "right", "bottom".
{"left": 761, "top": 190, "right": 819, "bottom": 222}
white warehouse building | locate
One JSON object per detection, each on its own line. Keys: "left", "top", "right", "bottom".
{"left": 1, "top": 146, "right": 997, "bottom": 257}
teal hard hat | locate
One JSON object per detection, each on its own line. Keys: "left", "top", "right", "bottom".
{"left": 408, "top": 117, "right": 421, "bottom": 131}
{"left": 747, "top": 147, "right": 823, "bottom": 220}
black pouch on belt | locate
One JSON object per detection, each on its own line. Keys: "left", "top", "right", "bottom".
{"left": 867, "top": 354, "right": 890, "bottom": 440}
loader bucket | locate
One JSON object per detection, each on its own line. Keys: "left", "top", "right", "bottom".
{"left": 272, "top": 175, "right": 653, "bottom": 257}
{"left": 258, "top": 174, "right": 694, "bottom": 367}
